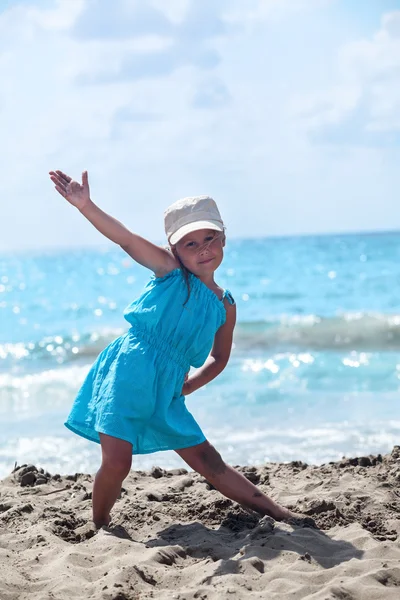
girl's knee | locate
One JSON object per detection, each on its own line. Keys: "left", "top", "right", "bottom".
{"left": 102, "top": 454, "right": 131, "bottom": 478}
{"left": 199, "top": 445, "right": 227, "bottom": 478}
{"left": 100, "top": 433, "right": 132, "bottom": 478}
{"left": 176, "top": 441, "right": 228, "bottom": 479}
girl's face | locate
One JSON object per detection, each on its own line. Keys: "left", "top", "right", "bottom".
{"left": 174, "top": 228, "right": 225, "bottom": 276}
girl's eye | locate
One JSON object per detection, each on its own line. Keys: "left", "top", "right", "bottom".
{"left": 204, "top": 235, "right": 216, "bottom": 243}
{"left": 186, "top": 242, "right": 196, "bottom": 248}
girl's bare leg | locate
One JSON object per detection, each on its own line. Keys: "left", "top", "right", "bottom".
{"left": 176, "top": 440, "right": 293, "bottom": 520}
{"left": 92, "top": 433, "right": 133, "bottom": 528}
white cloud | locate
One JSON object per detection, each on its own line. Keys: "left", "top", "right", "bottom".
{"left": 151, "top": 0, "right": 189, "bottom": 25}
{"left": 224, "top": 0, "right": 333, "bottom": 27}
{"left": 294, "top": 10, "right": 400, "bottom": 144}
{"left": 0, "top": 0, "right": 399, "bottom": 251}
{"left": 26, "top": 0, "right": 85, "bottom": 30}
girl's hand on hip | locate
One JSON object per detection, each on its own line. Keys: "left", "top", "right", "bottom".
{"left": 49, "top": 170, "right": 91, "bottom": 211}
{"left": 182, "top": 372, "right": 193, "bottom": 396}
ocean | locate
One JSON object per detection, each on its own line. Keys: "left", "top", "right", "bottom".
{"left": 1, "top": 233, "right": 400, "bottom": 478}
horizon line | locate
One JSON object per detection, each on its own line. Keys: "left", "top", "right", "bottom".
{"left": 1, "top": 227, "right": 400, "bottom": 255}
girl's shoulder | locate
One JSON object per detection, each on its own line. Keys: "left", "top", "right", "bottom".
{"left": 222, "top": 289, "right": 235, "bottom": 305}
{"left": 152, "top": 267, "right": 181, "bottom": 282}
{"left": 153, "top": 256, "right": 180, "bottom": 279}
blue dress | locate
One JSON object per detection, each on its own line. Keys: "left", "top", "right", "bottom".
{"left": 65, "top": 268, "right": 235, "bottom": 454}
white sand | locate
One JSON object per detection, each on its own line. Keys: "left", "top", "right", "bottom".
{"left": 1, "top": 447, "right": 400, "bottom": 599}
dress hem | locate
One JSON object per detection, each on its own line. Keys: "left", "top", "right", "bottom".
{"left": 64, "top": 421, "right": 207, "bottom": 456}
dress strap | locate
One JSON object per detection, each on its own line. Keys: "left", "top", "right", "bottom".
{"left": 222, "top": 289, "right": 235, "bottom": 305}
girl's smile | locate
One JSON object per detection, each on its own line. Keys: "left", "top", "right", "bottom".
{"left": 198, "top": 257, "right": 215, "bottom": 264}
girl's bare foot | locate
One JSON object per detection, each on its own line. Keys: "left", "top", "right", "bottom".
{"left": 74, "top": 521, "right": 99, "bottom": 540}
{"left": 93, "top": 515, "right": 111, "bottom": 529}
{"left": 267, "top": 505, "right": 316, "bottom": 528}
{"left": 279, "top": 508, "right": 317, "bottom": 528}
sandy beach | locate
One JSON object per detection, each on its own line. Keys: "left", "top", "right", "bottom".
{"left": 0, "top": 447, "right": 399, "bottom": 599}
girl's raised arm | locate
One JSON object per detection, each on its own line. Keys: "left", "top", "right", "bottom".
{"left": 49, "top": 170, "right": 177, "bottom": 276}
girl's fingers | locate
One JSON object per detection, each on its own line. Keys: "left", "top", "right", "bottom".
{"left": 82, "top": 170, "right": 89, "bottom": 190}
{"left": 49, "top": 173, "right": 62, "bottom": 185}
{"left": 55, "top": 170, "right": 72, "bottom": 184}
{"left": 50, "top": 176, "right": 67, "bottom": 193}
{"left": 54, "top": 184, "right": 68, "bottom": 198}
{"left": 49, "top": 175, "right": 62, "bottom": 187}
{"left": 49, "top": 172, "right": 67, "bottom": 189}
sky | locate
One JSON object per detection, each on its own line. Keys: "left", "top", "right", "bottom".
{"left": 0, "top": 0, "right": 399, "bottom": 250}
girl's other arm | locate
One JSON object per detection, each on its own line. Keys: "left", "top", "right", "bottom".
{"left": 49, "top": 170, "right": 177, "bottom": 276}
{"left": 183, "top": 300, "right": 236, "bottom": 395}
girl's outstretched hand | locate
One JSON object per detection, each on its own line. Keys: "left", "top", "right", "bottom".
{"left": 49, "top": 170, "right": 90, "bottom": 210}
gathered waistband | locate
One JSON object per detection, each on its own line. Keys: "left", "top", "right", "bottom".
{"left": 128, "top": 324, "right": 190, "bottom": 372}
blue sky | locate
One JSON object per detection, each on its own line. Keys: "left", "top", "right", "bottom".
{"left": 1, "top": 0, "right": 399, "bottom": 250}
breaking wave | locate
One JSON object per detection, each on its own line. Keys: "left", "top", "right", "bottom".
{"left": 2, "top": 312, "right": 400, "bottom": 371}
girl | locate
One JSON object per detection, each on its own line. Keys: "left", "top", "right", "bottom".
{"left": 49, "top": 169, "right": 297, "bottom": 529}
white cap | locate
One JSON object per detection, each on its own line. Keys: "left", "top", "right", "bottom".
{"left": 164, "top": 195, "right": 224, "bottom": 245}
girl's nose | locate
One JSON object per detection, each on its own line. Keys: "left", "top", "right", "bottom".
{"left": 198, "top": 244, "right": 210, "bottom": 256}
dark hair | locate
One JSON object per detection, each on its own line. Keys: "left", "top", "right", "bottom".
{"left": 169, "top": 246, "right": 191, "bottom": 306}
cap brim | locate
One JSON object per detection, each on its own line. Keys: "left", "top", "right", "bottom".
{"left": 169, "top": 220, "right": 224, "bottom": 246}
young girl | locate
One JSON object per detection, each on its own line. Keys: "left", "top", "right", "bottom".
{"left": 49, "top": 169, "right": 297, "bottom": 529}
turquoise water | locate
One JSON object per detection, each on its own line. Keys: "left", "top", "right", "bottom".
{"left": 1, "top": 233, "right": 400, "bottom": 476}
